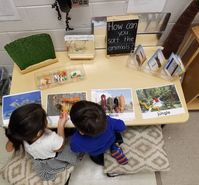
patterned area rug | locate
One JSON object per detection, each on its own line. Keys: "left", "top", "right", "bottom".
{"left": 0, "top": 151, "right": 73, "bottom": 185}
{"left": 104, "top": 126, "right": 170, "bottom": 174}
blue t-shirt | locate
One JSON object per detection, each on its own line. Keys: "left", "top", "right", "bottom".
{"left": 70, "top": 116, "right": 126, "bottom": 156}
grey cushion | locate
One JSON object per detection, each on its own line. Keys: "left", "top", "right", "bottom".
{"left": 104, "top": 126, "right": 170, "bottom": 174}
{"left": 0, "top": 150, "right": 73, "bottom": 185}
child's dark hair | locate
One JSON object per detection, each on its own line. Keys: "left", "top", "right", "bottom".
{"left": 6, "top": 103, "right": 47, "bottom": 151}
{"left": 70, "top": 100, "right": 107, "bottom": 136}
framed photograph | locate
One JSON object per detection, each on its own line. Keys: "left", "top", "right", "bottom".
{"left": 164, "top": 53, "right": 185, "bottom": 77}
{"left": 2, "top": 90, "right": 41, "bottom": 127}
{"left": 46, "top": 91, "right": 87, "bottom": 126}
{"left": 64, "top": 35, "right": 95, "bottom": 59}
{"left": 133, "top": 45, "right": 147, "bottom": 66}
{"left": 147, "top": 49, "right": 166, "bottom": 72}
{"left": 91, "top": 88, "right": 135, "bottom": 121}
{"left": 136, "top": 84, "right": 185, "bottom": 119}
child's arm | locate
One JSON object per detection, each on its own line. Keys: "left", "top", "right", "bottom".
{"left": 6, "top": 140, "right": 14, "bottom": 152}
{"left": 54, "top": 112, "right": 68, "bottom": 152}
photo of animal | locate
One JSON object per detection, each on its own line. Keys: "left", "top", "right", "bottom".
{"left": 2, "top": 90, "right": 41, "bottom": 126}
{"left": 91, "top": 88, "right": 135, "bottom": 121}
{"left": 136, "top": 84, "right": 182, "bottom": 113}
{"left": 47, "top": 92, "right": 86, "bottom": 116}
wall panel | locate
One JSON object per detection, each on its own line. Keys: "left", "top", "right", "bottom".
{"left": 0, "top": 0, "right": 198, "bottom": 74}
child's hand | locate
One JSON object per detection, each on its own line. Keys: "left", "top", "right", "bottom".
{"left": 58, "top": 112, "right": 69, "bottom": 127}
{"left": 6, "top": 140, "right": 14, "bottom": 152}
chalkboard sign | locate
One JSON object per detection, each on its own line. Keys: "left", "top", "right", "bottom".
{"left": 106, "top": 15, "right": 139, "bottom": 55}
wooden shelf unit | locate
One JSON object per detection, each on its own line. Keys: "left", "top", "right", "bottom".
{"left": 187, "top": 97, "right": 199, "bottom": 110}
{"left": 178, "top": 25, "right": 199, "bottom": 110}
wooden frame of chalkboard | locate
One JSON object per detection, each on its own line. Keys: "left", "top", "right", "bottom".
{"left": 106, "top": 15, "right": 139, "bottom": 55}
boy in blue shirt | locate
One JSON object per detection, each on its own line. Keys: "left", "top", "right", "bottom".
{"left": 69, "top": 100, "right": 128, "bottom": 165}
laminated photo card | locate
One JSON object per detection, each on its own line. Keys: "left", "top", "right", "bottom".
{"left": 147, "top": 49, "right": 166, "bottom": 72}
{"left": 136, "top": 84, "right": 185, "bottom": 119}
{"left": 128, "top": 45, "right": 147, "bottom": 69}
{"left": 2, "top": 90, "right": 42, "bottom": 127}
{"left": 163, "top": 53, "right": 185, "bottom": 78}
{"left": 91, "top": 88, "right": 135, "bottom": 121}
{"left": 46, "top": 91, "right": 87, "bottom": 126}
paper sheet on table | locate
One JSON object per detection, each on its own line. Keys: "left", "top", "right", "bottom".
{"left": 127, "top": 0, "right": 166, "bottom": 13}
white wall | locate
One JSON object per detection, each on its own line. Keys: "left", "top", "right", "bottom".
{"left": 0, "top": 0, "right": 198, "bottom": 74}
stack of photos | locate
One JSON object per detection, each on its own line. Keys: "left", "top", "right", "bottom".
{"left": 2, "top": 90, "right": 41, "bottom": 127}
{"left": 136, "top": 84, "right": 185, "bottom": 119}
{"left": 46, "top": 92, "right": 87, "bottom": 126}
{"left": 91, "top": 88, "right": 135, "bottom": 121}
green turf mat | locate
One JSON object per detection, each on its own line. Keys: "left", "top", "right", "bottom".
{"left": 4, "top": 33, "right": 56, "bottom": 70}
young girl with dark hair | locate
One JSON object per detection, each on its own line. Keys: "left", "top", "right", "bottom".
{"left": 5, "top": 103, "right": 79, "bottom": 181}
{"left": 70, "top": 100, "right": 128, "bottom": 166}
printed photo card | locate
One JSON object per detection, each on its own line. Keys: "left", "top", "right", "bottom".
{"left": 128, "top": 45, "right": 147, "bottom": 69}
{"left": 136, "top": 84, "right": 185, "bottom": 119}
{"left": 147, "top": 49, "right": 166, "bottom": 72}
{"left": 46, "top": 91, "right": 87, "bottom": 126}
{"left": 164, "top": 53, "right": 185, "bottom": 77}
{"left": 91, "top": 88, "right": 135, "bottom": 121}
{"left": 2, "top": 90, "right": 41, "bottom": 127}
{"left": 134, "top": 45, "right": 147, "bottom": 66}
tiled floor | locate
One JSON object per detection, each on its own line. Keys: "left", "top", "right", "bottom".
{"left": 69, "top": 155, "right": 156, "bottom": 185}
{"left": 0, "top": 105, "right": 157, "bottom": 185}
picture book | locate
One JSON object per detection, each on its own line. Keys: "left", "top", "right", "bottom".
{"left": 46, "top": 91, "right": 87, "bottom": 126}
{"left": 136, "top": 84, "right": 185, "bottom": 119}
{"left": 2, "top": 90, "right": 41, "bottom": 127}
{"left": 91, "top": 88, "right": 135, "bottom": 121}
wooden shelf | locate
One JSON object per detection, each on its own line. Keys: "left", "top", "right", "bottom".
{"left": 187, "top": 98, "right": 199, "bottom": 110}
{"left": 178, "top": 25, "right": 199, "bottom": 110}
